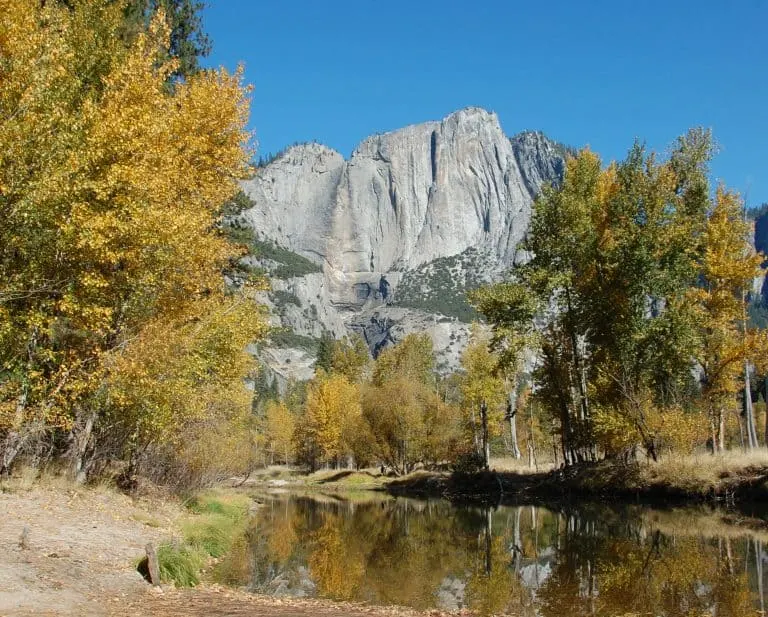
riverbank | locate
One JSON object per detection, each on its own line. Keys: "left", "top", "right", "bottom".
{"left": 0, "top": 476, "right": 180, "bottom": 616}
{"left": 236, "top": 453, "right": 768, "bottom": 508}
{"left": 5, "top": 452, "right": 768, "bottom": 616}
{"left": 0, "top": 477, "right": 463, "bottom": 617}
{"left": 386, "top": 451, "right": 768, "bottom": 508}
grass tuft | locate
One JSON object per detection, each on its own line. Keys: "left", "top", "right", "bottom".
{"left": 186, "top": 491, "right": 250, "bottom": 519}
{"left": 152, "top": 491, "right": 252, "bottom": 586}
{"left": 156, "top": 543, "right": 206, "bottom": 587}
{"left": 182, "top": 513, "right": 241, "bottom": 558}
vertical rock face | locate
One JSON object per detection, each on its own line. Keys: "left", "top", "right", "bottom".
{"left": 241, "top": 143, "right": 344, "bottom": 265}
{"left": 239, "top": 108, "right": 568, "bottom": 377}
{"left": 329, "top": 108, "right": 534, "bottom": 274}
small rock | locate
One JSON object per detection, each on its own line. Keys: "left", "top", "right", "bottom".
{"left": 19, "top": 526, "right": 29, "bottom": 550}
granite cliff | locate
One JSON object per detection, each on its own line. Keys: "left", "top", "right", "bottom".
{"left": 234, "top": 108, "right": 568, "bottom": 384}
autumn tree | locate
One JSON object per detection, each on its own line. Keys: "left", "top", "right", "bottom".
{"left": 362, "top": 334, "right": 460, "bottom": 473}
{"left": 459, "top": 328, "right": 507, "bottom": 469}
{"left": 372, "top": 333, "right": 435, "bottom": 387}
{"left": 264, "top": 400, "right": 296, "bottom": 464}
{"left": 474, "top": 131, "right": 715, "bottom": 464}
{"left": 691, "top": 187, "right": 768, "bottom": 451}
{"left": 0, "top": 0, "right": 264, "bottom": 481}
{"left": 297, "top": 371, "right": 362, "bottom": 470}
{"left": 329, "top": 334, "right": 370, "bottom": 382}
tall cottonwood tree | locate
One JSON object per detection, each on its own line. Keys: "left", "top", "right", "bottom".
{"left": 692, "top": 188, "right": 767, "bottom": 451}
{"left": 459, "top": 328, "right": 506, "bottom": 469}
{"left": 0, "top": 0, "right": 264, "bottom": 479}
{"left": 474, "top": 131, "right": 731, "bottom": 463}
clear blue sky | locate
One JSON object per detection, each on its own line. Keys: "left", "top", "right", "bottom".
{"left": 201, "top": 1, "right": 768, "bottom": 206}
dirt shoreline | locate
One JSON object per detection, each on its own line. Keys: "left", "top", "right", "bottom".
{"left": 5, "top": 459, "right": 768, "bottom": 616}
{"left": 0, "top": 484, "right": 461, "bottom": 617}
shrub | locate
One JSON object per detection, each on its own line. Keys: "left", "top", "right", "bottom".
{"left": 268, "top": 329, "right": 319, "bottom": 351}
{"left": 222, "top": 226, "right": 322, "bottom": 279}
{"left": 395, "top": 249, "right": 486, "bottom": 322}
{"left": 451, "top": 451, "right": 486, "bottom": 474}
{"left": 270, "top": 290, "right": 302, "bottom": 309}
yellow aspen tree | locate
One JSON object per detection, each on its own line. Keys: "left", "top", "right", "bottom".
{"left": 329, "top": 334, "right": 370, "bottom": 383}
{"left": 692, "top": 187, "right": 767, "bottom": 451}
{"left": 459, "top": 327, "right": 507, "bottom": 469}
{"left": 0, "top": 1, "right": 265, "bottom": 478}
{"left": 302, "top": 371, "right": 362, "bottom": 468}
{"left": 264, "top": 400, "right": 296, "bottom": 464}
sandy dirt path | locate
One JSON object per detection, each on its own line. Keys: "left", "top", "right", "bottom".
{"left": 0, "top": 485, "right": 459, "bottom": 617}
{"left": 0, "top": 484, "right": 179, "bottom": 617}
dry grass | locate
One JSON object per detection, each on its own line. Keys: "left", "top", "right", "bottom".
{"left": 639, "top": 450, "right": 768, "bottom": 494}
{"left": 243, "top": 465, "right": 392, "bottom": 491}
{"left": 0, "top": 464, "right": 108, "bottom": 494}
{"left": 489, "top": 456, "right": 556, "bottom": 474}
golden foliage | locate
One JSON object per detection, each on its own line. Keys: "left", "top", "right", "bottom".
{"left": 460, "top": 327, "right": 507, "bottom": 441}
{"left": 301, "top": 372, "right": 362, "bottom": 465}
{"left": 0, "top": 0, "right": 265, "bottom": 479}
{"left": 308, "top": 514, "right": 365, "bottom": 600}
{"left": 264, "top": 400, "right": 296, "bottom": 464}
{"left": 692, "top": 187, "right": 767, "bottom": 447}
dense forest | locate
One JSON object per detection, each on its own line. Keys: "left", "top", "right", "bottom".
{"left": 2, "top": 1, "right": 766, "bottom": 492}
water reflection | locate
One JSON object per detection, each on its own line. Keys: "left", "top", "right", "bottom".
{"left": 216, "top": 494, "right": 768, "bottom": 616}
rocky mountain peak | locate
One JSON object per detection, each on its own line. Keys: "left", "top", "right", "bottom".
{"left": 239, "top": 109, "right": 572, "bottom": 382}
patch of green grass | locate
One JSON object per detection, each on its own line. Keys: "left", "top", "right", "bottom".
{"left": 153, "top": 492, "right": 252, "bottom": 587}
{"left": 182, "top": 514, "right": 241, "bottom": 558}
{"left": 186, "top": 492, "right": 250, "bottom": 519}
{"left": 157, "top": 543, "right": 206, "bottom": 587}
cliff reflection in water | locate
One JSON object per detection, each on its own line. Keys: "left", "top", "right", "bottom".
{"left": 215, "top": 494, "right": 768, "bottom": 616}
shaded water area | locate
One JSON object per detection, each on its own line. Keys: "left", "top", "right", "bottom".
{"left": 215, "top": 493, "right": 768, "bottom": 616}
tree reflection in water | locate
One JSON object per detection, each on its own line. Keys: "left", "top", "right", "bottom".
{"left": 214, "top": 494, "right": 765, "bottom": 616}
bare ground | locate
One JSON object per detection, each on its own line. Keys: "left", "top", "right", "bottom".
{"left": 117, "top": 588, "right": 464, "bottom": 617}
{"left": 0, "top": 483, "right": 179, "bottom": 617}
{"left": 0, "top": 484, "right": 460, "bottom": 617}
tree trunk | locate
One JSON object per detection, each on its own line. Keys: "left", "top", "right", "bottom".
{"left": 480, "top": 400, "right": 490, "bottom": 470}
{"left": 718, "top": 408, "right": 726, "bottom": 452}
{"left": 763, "top": 375, "right": 768, "bottom": 447}
{"left": 470, "top": 408, "right": 480, "bottom": 455}
{"left": 565, "top": 288, "right": 589, "bottom": 424}
{"left": 507, "top": 393, "right": 521, "bottom": 460}
{"left": 1, "top": 388, "right": 29, "bottom": 475}
{"left": 745, "top": 362, "right": 758, "bottom": 449}
{"left": 69, "top": 410, "right": 97, "bottom": 484}
{"left": 1, "top": 432, "right": 25, "bottom": 476}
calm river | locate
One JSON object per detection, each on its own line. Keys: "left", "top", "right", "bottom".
{"left": 214, "top": 493, "right": 768, "bottom": 616}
